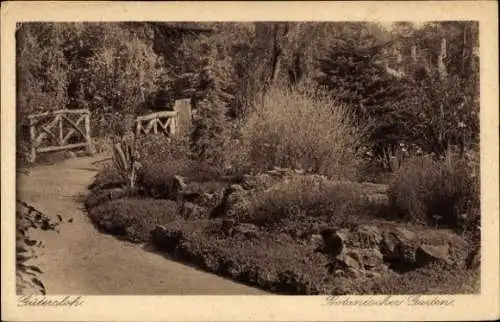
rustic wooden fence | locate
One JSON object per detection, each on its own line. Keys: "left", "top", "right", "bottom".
{"left": 135, "top": 111, "right": 178, "bottom": 136}
{"left": 135, "top": 98, "right": 192, "bottom": 137}
{"left": 27, "top": 109, "right": 92, "bottom": 163}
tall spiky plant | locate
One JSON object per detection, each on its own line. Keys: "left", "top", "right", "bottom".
{"left": 112, "top": 133, "right": 141, "bottom": 189}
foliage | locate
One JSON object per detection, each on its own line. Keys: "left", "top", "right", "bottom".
{"left": 240, "top": 86, "right": 365, "bottom": 180}
{"left": 89, "top": 163, "right": 126, "bottom": 191}
{"left": 152, "top": 218, "right": 478, "bottom": 295}
{"left": 16, "top": 23, "right": 70, "bottom": 163}
{"left": 140, "top": 160, "right": 226, "bottom": 197}
{"left": 16, "top": 199, "right": 62, "bottom": 295}
{"left": 387, "top": 150, "right": 480, "bottom": 233}
{"left": 16, "top": 22, "right": 168, "bottom": 140}
{"left": 81, "top": 25, "right": 165, "bottom": 114}
{"left": 153, "top": 218, "right": 332, "bottom": 294}
{"left": 88, "top": 198, "right": 179, "bottom": 242}
{"left": 407, "top": 72, "right": 479, "bottom": 156}
{"left": 383, "top": 21, "right": 480, "bottom": 156}
{"left": 241, "top": 176, "right": 382, "bottom": 232}
{"left": 16, "top": 23, "right": 69, "bottom": 116}
{"left": 368, "top": 262, "right": 479, "bottom": 295}
{"left": 317, "top": 36, "right": 415, "bottom": 152}
{"left": 135, "top": 132, "right": 191, "bottom": 167}
{"left": 111, "top": 136, "right": 141, "bottom": 189}
{"left": 189, "top": 66, "right": 232, "bottom": 170}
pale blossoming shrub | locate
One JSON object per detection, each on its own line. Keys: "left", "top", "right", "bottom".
{"left": 239, "top": 87, "right": 366, "bottom": 181}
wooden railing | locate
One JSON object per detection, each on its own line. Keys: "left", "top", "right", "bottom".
{"left": 135, "top": 111, "right": 178, "bottom": 136}
{"left": 27, "top": 109, "right": 92, "bottom": 163}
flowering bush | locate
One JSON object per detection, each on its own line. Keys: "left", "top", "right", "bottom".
{"left": 388, "top": 150, "right": 480, "bottom": 234}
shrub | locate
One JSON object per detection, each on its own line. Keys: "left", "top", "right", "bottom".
{"left": 316, "top": 38, "right": 415, "bottom": 152}
{"left": 190, "top": 78, "right": 232, "bottom": 170}
{"left": 387, "top": 150, "right": 480, "bottom": 232}
{"left": 135, "top": 133, "right": 191, "bottom": 168}
{"left": 240, "top": 87, "right": 365, "bottom": 181}
{"left": 76, "top": 23, "right": 166, "bottom": 116}
{"left": 89, "top": 164, "right": 126, "bottom": 191}
{"left": 242, "top": 176, "right": 379, "bottom": 232}
{"left": 140, "top": 160, "right": 223, "bottom": 186}
{"left": 152, "top": 218, "right": 332, "bottom": 294}
{"left": 88, "top": 198, "right": 179, "bottom": 242}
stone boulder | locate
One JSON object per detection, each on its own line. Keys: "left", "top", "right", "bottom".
{"left": 321, "top": 228, "right": 346, "bottom": 257}
{"left": 416, "top": 229, "right": 469, "bottom": 268}
{"left": 173, "top": 175, "right": 188, "bottom": 192}
{"left": 416, "top": 244, "right": 453, "bottom": 266}
{"left": 151, "top": 225, "right": 183, "bottom": 252}
{"left": 210, "top": 184, "right": 255, "bottom": 219}
{"left": 318, "top": 224, "right": 469, "bottom": 278}
{"left": 328, "top": 247, "right": 388, "bottom": 280}
{"left": 380, "top": 226, "right": 418, "bottom": 266}
{"left": 145, "top": 174, "right": 188, "bottom": 199}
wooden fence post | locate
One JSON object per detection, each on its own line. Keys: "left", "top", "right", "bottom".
{"left": 85, "top": 112, "right": 93, "bottom": 155}
{"left": 58, "top": 115, "right": 63, "bottom": 145}
{"left": 28, "top": 117, "right": 36, "bottom": 164}
{"left": 171, "top": 113, "right": 177, "bottom": 135}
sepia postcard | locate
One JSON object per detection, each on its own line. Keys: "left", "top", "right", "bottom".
{"left": 1, "top": 1, "right": 499, "bottom": 321}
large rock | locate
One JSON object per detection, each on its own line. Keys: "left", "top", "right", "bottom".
{"left": 321, "top": 228, "right": 346, "bottom": 257}
{"left": 145, "top": 174, "right": 188, "bottom": 199}
{"left": 213, "top": 186, "right": 255, "bottom": 220}
{"left": 173, "top": 175, "right": 188, "bottom": 192}
{"left": 347, "top": 248, "right": 385, "bottom": 270}
{"left": 416, "top": 229, "right": 469, "bottom": 268}
{"left": 321, "top": 225, "right": 384, "bottom": 258}
{"left": 151, "top": 225, "right": 183, "bottom": 252}
{"left": 320, "top": 224, "right": 469, "bottom": 278}
{"left": 352, "top": 225, "right": 383, "bottom": 248}
{"left": 381, "top": 226, "right": 417, "bottom": 263}
{"left": 416, "top": 244, "right": 452, "bottom": 266}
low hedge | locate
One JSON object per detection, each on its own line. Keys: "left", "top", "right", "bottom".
{"left": 88, "top": 198, "right": 179, "bottom": 243}
{"left": 88, "top": 165, "right": 126, "bottom": 191}
{"left": 152, "top": 219, "right": 334, "bottom": 294}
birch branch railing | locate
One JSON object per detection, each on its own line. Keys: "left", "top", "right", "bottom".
{"left": 27, "top": 109, "right": 92, "bottom": 163}
{"left": 135, "top": 111, "right": 178, "bottom": 137}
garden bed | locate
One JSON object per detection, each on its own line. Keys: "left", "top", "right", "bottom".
{"left": 84, "top": 164, "right": 480, "bottom": 295}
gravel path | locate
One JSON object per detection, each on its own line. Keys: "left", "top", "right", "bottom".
{"left": 18, "top": 155, "right": 265, "bottom": 295}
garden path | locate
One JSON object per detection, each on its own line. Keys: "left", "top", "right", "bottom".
{"left": 18, "top": 155, "right": 265, "bottom": 295}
